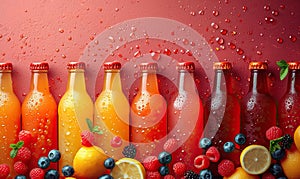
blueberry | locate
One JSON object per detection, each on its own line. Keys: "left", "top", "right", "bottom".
{"left": 158, "top": 151, "right": 172, "bottom": 164}
{"left": 98, "top": 174, "right": 114, "bottom": 179}
{"left": 223, "top": 142, "right": 235, "bottom": 153}
{"left": 199, "top": 169, "right": 212, "bottom": 179}
{"left": 199, "top": 138, "right": 212, "bottom": 149}
{"left": 62, "top": 165, "right": 74, "bottom": 177}
{"left": 270, "top": 163, "right": 283, "bottom": 177}
{"left": 38, "top": 156, "right": 50, "bottom": 169}
{"left": 234, "top": 133, "right": 246, "bottom": 145}
{"left": 271, "top": 148, "right": 286, "bottom": 160}
{"left": 158, "top": 166, "right": 169, "bottom": 176}
{"left": 45, "top": 169, "right": 59, "bottom": 179}
{"left": 104, "top": 158, "right": 115, "bottom": 169}
{"left": 14, "top": 175, "right": 26, "bottom": 179}
{"left": 48, "top": 149, "right": 61, "bottom": 162}
{"left": 277, "top": 177, "right": 287, "bottom": 179}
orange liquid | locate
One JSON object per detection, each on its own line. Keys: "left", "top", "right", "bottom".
{"left": 0, "top": 72, "right": 21, "bottom": 178}
{"left": 130, "top": 72, "right": 167, "bottom": 161}
{"left": 95, "top": 70, "right": 129, "bottom": 159}
{"left": 22, "top": 72, "right": 57, "bottom": 170}
{"left": 58, "top": 69, "right": 93, "bottom": 169}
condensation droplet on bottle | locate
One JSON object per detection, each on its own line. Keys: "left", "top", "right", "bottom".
{"left": 163, "top": 48, "right": 171, "bottom": 56}
{"left": 58, "top": 28, "right": 64, "bottom": 33}
{"left": 290, "top": 11, "right": 295, "bottom": 16}
{"left": 236, "top": 48, "right": 244, "bottom": 55}
{"left": 198, "top": 10, "right": 205, "bottom": 15}
{"left": 151, "top": 52, "right": 161, "bottom": 61}
{"left": 62, "top": 54, "right": 66, "bottom": 59}
{"left": 225, "top": 18, "right": 230, "bottom": 23}
{"left": 216, "top": 37, "right": 224, "bottom": 45}
{"left": 220, "top": 29, "right": 228, "bottom": 35}
{"left": 264, "top": 17, "right": 275, "bottom": 23}
{"left": 264, "top": 5, "right": 270, "bottom": 11}
{"left": 227, "top": 42, "right": 236, "bottom": 49}
{"left": 190, "top": 11, "right": 196, "bottom": 16}
{"left": 242, "top": 6, "right": 247, "bottom": 12}
{"left": 68, "top": 36, "right": 72, "bottom": 40}
{"left": 272, "top": 10, "right": 279, "bottom": 16}
{"left": 276, "top": 37, "right": 283, "bottom": 44}
{"left": 211, "top": 22, "right": 219, "bottom": 30}
{"left": 0, "top": 34, "right": 2, "bottom": 38}
{"left": 55, "top": 48, "right": 60, "bottom": 52}
{"left": 115, "top": 8, "right": 119, "bottom": 12}
{"left": 182, "top": 38, "right": 189, "bottom": 45}
{"left": 213, "top": 10, "right": 219, "bottom": 16}
{"left": 279, "top": 4, "right": 285, "bottom": 9}
{"left": 133, "top": 50, "right": 141, "bottom": 57}
{"left": 289, "top": 35, "right": 297, "bottom": 42}
{"left": 7, "top": 37, "right": 11, "bottom": 42}
{"left": 231, "top": 31, "right": 237, "bottom": 36}
{"left": 256, "top": 50, "right": 262, "bottom": 55}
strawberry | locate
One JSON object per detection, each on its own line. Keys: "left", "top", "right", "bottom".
{"left": 142, "top": 156, "right": 160, "bottom": 172}
{"left": 217, "top": 159, "right": 235, "bottom": 177}
{"left": 163, "top": 138, "right": 178, "bottom": 153}
{"left": 0, "top": 164, "right": 10, "bottom": 179}
{"left": 266, "top": 126, "right": 283, "bottom": 140}
{"left": 172, "top": 162, "right": 186, "bottom": 176}
{"left": 146, "top": 171, "right": 161, "bottom": 179}
{"left": 18, "top": 130, "right": 33, "bottom": 146}
{"left": 205, "top": 146, "right": 220, "bottom": 162}
{"left": 29, "top": 168, "right": 45, "bottom": 179}
{"left": 14, "top": 161, "right": 28, "bottom": 175}
{"left": 15, "top": 147, "right": 32, "bottom": 163}
{"left": 194, "top": 155, "right": 210, "bottom": 170}
{"left": 164, "top": 174, "right": 175, "bottom": 179}
{"left": 81, "top": 130, "right": 94, "bottom": 147}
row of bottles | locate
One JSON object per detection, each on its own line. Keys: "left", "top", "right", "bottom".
{"left": 0, "top": 61, "right": 299, "bottom": 177}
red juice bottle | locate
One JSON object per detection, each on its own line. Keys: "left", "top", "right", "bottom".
{"left": 168, "top": 62, "right": 204, "bottom": 173}
{"left": 204, "top": 62, "right": 240, "bottom": 167}
{"left": 130, "top": 62, "right": 167, "bottom": 161}
{"left": 279, "top": 62, "right": 300, "bottom": 136}
{"left": 241, "top": 62, "right": 277, "bottom": 148}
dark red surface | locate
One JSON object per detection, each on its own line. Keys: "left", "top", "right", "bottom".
{"left": 0, "top": 0, "right": 299, "bottom": 104}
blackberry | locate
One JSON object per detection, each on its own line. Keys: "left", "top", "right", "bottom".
{"left": 122, "top": 144, "right": 136, "bottom": 158}
{"left": 184, "top": 170, "right": 199, "bottom": 179}
{"left": 281, "top": 134, "right": 293, "bottom": 149}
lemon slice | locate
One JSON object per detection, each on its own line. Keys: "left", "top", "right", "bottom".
{"left": 110, "top": 158, "right": 146, "bottom": 179}
{"left": 240, "top": 145, "right": 271, "bottom": 175}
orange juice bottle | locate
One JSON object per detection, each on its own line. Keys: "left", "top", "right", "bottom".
{"left": 0, "top": 63, "right": 21, "bottom": 177}
{"left": 168, "top": 62, "right": 204, "bottom": 173}
{"left": 58, "top": 62, "right": 93, "bottom": 169}
{"left": 22, "top": 62, "right": 57, "bottom": 170}
{"left": 94, "top": 61, "right": 129, "bottom": 159}
{"left": 130, "top": 62, "right": 167, "bottom": 161}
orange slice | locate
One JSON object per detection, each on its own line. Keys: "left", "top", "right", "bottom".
{"left": 110, "top": 158, "right": 146, "bottom": 179}
{"left": 240, "top": 145, "right": 271, "bottom": 175}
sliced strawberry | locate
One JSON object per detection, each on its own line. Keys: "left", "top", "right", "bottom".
{"left": 194, "top": 155, "right": 210, "bottom": 170}
{"left": 205, "top": 146, "right": 220, "bottom": 163}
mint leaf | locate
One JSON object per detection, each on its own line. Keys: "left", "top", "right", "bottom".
{"left": 10, "top": 144, "right": 17, "bottom": 149}
{"left": 276, "top": 60, "right": 288, "bottom": 68}
{"left": 86, "top": 118, "right": 94, "bottom": 132}
{"left": 10, "top": 149, "right": 18, "bottom": 158}
{"left": 280, "top": 67, "right": 289, "bottom": 80}
{"left": 92, "top": 126, "right": 103, "bottom": 135}
{"left": 16, "top": 141, "right": 24, "bottom": 148}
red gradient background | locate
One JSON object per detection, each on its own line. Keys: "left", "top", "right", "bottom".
{"left": 0, "top": 0, "right": 299, "bottom": 104}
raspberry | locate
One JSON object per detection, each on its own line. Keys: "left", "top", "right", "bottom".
{"left": 0, "top": 164, "right": 10, "bottom": 179}
{"left": 81, "top": 130, "right": 94, "bottom": 147}
{"left": 15, "top": 147, "right": 32, "bottom": 164}
{"left": 163, "top": 138, "right": 178, "bottom": 153}
{"left": 205, "top": 146, "right": 220, "bottom": 162}
{"left": 29, "top": 168, "right": 45, "bottom": 179}
{"left": 111, "top": 136, "right": 122, "bottom": 148}
{"left": 164, "top": 174, "right": 175, "bottom": 179}
{"left": 146, "top": 171, "right": 161, "bottom": 179}
{"left": 193, "top": 155, "right": 210, "bottom": 170}
{"left": 217, "top": 159, "right": 235, "bottom": 177}
{"left": 142, "top": 156, "right": 160, "bottom": 172}
{"left": 266, "top": 126, "right": 283, "bottom": 140}
{"left": 172, "top": 162, "right": 186, "bottom": 176}
{"left": 18, "top": 130, "right": 33, "bottom": 146}
{"left": 14, "top": 161, "right": 28, "bottom": 175}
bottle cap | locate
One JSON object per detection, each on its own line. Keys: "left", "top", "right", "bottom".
{"left": 0, "top": 62, "right": 13, "bottom": 71}
{"left": 30, "top": 62, "right": 49, "bottom": 71}
{"left": 104, "top": 61, "right": 121, "bottom": 70}
{"left": 213, "top": 62, "right": 232, "bottom": 70}
{"left": 139, "top": 63, "right": 158, "bottom": 71}
{"left": 288, "top": 62, "right": 300, "bottom": 70}
{"left": 67, "top": 62, "right": 85, "bottom": 70}
{"left": 249, "top": 62, "right": 267, "bottom": 70}
{"left": 177, "top": 62, "right": 195, "bottom": 72}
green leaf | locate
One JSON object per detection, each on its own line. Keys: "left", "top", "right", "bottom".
{"left": 280, "top": 67, "right": 289, "bottom": 80}
{"left": 86, "top": 118, "right": 94, "bottom": 132}
{"left": 276, "top": 60, "right": 288, "bottom": 68}
{"left": 16, "top": 141, "right": 24, "bottom": 149}
{"left": 10, "top": 144, "right": 17, "bottom": 149}
{"left": 10, "top": 149, "right": 18, "bottom": 158}
{"left": 92, "top": 126, "right": 103, "bottom": 135}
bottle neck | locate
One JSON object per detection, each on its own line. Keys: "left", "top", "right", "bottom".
{"left": 0, "top": 72, "right": 14, "bottom": 92}
{"left": 66, "top": 70, "right": 87, "bottom": 92}
{"left": 140, "top": 70, "right": 159, "bottom": 94}
{"left": 178, "top": 71, "right": 197, "bottom": 94}
{"left": 249, "top": 69, "right": 268, "bottom": 94}
{"left": 30, "top": 71, "right": 50, "bottom": 92}
{"left": 287, "top": 69, "right": 300, "bottom": 93}
{"left": 103, "top": 70, "right": 122, "bottom": 91}
{"left": 213, "top": 70, "right": 233, "bottom": 94}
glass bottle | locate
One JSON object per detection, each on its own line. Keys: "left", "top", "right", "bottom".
{"left": 94, "top": 61, "right": 129, "bottom": 159}
{"left": 241, "top": 62, "right": 277, "bottom": 147}
{"left": 168, "top": 62, "right": 204, "bottom": 173}
{"left": 22, "top": 62, "right": 58, "bottom": 170}
{"left": 58, "top": 62, "right": 93, "bottom": 169}
{"left": 279, "top": 62, "right": 300, "bottom": 136}
{"left": 204, "top": 62, "right": 241, "bottom": 167}
{"left": 0, "top": 63, "right": 21, "bottom": 177}
{"left": 130, "top": 62, "right": 167, "bottom": 161}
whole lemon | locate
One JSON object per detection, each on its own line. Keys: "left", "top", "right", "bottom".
{"left": 73, "top": 146, "right": 108, "bottom": 179}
